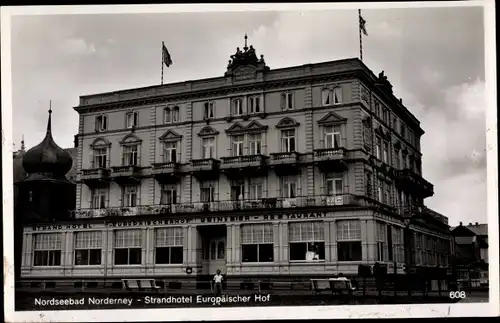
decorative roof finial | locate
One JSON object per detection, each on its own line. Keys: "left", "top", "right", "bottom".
{"left": 244, "top": 33, "right": 248, "bottom": 51}
{"left": 21, "top": 134, "right": 25, "bottom": 151}
{"left": 47, "top": 100, "right": 53, "bottom": 137}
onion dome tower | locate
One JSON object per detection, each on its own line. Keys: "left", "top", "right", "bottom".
{"left": 15, "top": 108, "right": 76, "bottom": 223}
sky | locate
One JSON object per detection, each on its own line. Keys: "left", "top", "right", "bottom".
{"left": 8, "top": 5, "right": 487, "bottom": 226}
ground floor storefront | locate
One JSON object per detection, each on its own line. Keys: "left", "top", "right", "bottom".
{"left": 19, "top": 209, "right": 451, "bottom": 288}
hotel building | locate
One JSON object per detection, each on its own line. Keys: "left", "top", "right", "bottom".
{"left": 18, "top": 40, "right": 452, "bottom": 287}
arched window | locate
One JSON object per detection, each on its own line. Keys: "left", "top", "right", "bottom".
{"left": 321, "top": 88, "right": 331, "bottom": 106}
{"left": 125, "top": 111, "right": 138, "bottom": 128}
{"left": 333, "top": 87, "right": 343, "bottom": 104}
{"left": 217, "top": 241, "right": 225, "bottom": 259}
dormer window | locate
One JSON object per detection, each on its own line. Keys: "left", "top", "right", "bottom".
{"left": 204, "top": 102, "right": 215, "bottom": 120}
{"left": 281, "top": 92, "right": 294, "bottom": 110}
{"left": 164, "top": 106, "right": 180, "bottom": 124}
{"left": 126, "top": 111, "right": 138, "bottom": 129}
{"left": 321, "top": 89, "right": 331, "bottom": 106}
{"left": 95, "top": 115, "right": 108, "bottom": 132}
{"left": 248, "top": 96, "right": 261, "bottom": 114}
{"left": 232, "top": 98, "right": 243, "bottom": 116}
{"left": 333, "top": 87, "right": 343, "bottom": 104}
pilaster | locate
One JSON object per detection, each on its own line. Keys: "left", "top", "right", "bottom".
{"left": 148, "top": 106, "right": 157, "bottom": 205}
{"left": 273, "top": 222, "right": 280, "bottom": 263}
{"left": 329, "top": 221, "right": 337, "bottom": 262}
{"left": 226, "top": 225, "right": 233, "bottom": 264}
{"left": 232, "top": 224, "right": 241, "bottom": 263}
{"left": 106, "top": 229, "right": 114, "bottom": 275}
{"left": 182, "top": 226, "right": 189, "bottom": 267}
{"left": 324, "top": 220, "right": 332, "bottom": 262}
{"left": 146, "top": 228, "right": 154, "bottom": 266}
{"left": 279, "top": 222, "right": 289, "bottom": 263}
{"left": 141, "top": 228, "right": 147, "bottom": 265}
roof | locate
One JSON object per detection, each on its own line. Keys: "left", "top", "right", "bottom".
{"left": 455, "top": 236, "right": 475, "bottom": 245}
{"left": 465, "top": 224, "right": 488, "bottom": 236}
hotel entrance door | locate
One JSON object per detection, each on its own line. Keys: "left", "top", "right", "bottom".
{"left": 200, "top": 225, "right": 227, "bottom": 276}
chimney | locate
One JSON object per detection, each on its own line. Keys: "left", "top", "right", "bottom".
{"left": 459, "top": 222, "right": 463, "bottom": 226}
{"left": 475, "top": 222, "right": 479, "bottom": 226}
{"left": 399, "top": 98, "right": 403, "bottom": 104}
{"left": 469, "top": 223, "right": 472, "bottom": 226}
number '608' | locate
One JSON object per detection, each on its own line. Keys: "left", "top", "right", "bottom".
{"left": 449, "top": 291, "right": 466, "bottom": 299}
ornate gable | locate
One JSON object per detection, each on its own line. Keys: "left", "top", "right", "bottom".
{"left": 276, "top": 117, "right": 300, "bottom": 129}
{"left": 318, "top": 112, "right": 347, "bottom": 126}
{"left": 120, "top": 133, "right": 142, "bottom": 145}
{"left": 198, "top": 125, "right": 219, "bottom": 137}
{"left": 225, "top": 122, "right": 246, "bottom": 134}
{"left": 246, "top": 120, "right": 268, "bottom": 132}
{"left": 90, "top": 137, "right": 111, "bottom": 148}
{"left": 159, "top": 129, "right": 182, "bottom": 142}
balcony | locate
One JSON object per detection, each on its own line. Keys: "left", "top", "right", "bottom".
{"left": 313, "top": 147, "right": 348, "bottom": 172}
{"left": 269, "top": 152, "right": 302, "bottom": 175}
{"left": 401, "top": 205, "right": 448, "bottom": 226}
{"left": 110, "top": 165, "right": 142, "bottom": 185}
{"left": 188, "top": 158, "right": 220, "bottom": 180}
{"left": 220, "top": 154, "right": 268, "bottom": 178}
{"left": 70, "top": 194, "right": 386, "bottom": 219}
{"left": 394, "top": 169, "right": 434, "bottom": 198}
{"left": 81, "top": 168, "right": 111, "bottom": 187}
{"left": 152, "top": 162, "right": 182, "bottom": 184}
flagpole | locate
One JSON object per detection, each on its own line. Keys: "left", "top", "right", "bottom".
{"left": 358, "top": 9, "right": 363, "bottom": 61}
{"left": 161, "top": 41, "right": 164, "bottom": 85}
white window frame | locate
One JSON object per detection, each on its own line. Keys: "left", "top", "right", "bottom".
{"left": 333, "top": 87, "right": 343, "bottom": 104}
{"left": 248, "top": 96, "right": 261, "bottom": 114}
{"left": 231, "top": 135, "right": 245, "bottom": 157}
{"left": 324, "top": 125, "right": 342, "bottom": 149}
{"left": 325, "top": 175, "right": 343, "bottom": 196}
{"left": 114, "top": 229, "right": 142, "bottom": 265}
{"left": 241, "top": 224, "right": 274, "bottom": 263}
{"left": 93, "top": 147, "right": 108, "bottom": 168}
{"left": 201, "top": 137, "right": 215, "bottom": 159}
{"left": 33, "top": 233, "right": 62, "bottom": 267}
{"left": 200, "top": 182, "right": 215, "bottom": 203}
{"left": 163, "top": 141, "right": 177, "bottom": 163}
{"left": 95, "top": 115, "right": 108, "bottom": 132}
{"left": 289, "top": 221, "right": 325, "bottom": 261}
{"left": 280, "top": 129, "right": 296, "bottom": 153}
{"left": 376, "top": 222, "right": 387, "bottom": 262}
{"left": 155, "top": 228, "right": 184, "bottom": 264}
{"left": 248, "top": 133, "right": 262, "bottom": 155}
{"left": 74, "top": 231, "right": 102, "bottom": 266}
{"left": 383, "top": 141, "right": 389, "bottom": 164}
{"left": 160, "top": 185, "right": 177, "bottom": 205}
{"left": 204, "top": 102, "right": 215, "bottom": 119}
{"left": 122, "top": 145, "right": 139, "bottom": 166}
{"left": 321, "top": 88, "right": 331, "bottom": 106}
{"left": 123, "top": 185, "right": 138, "bottom": 207}
{"left": 375, "top": 136, "right": 382, "bottom": 160}
{"left": 126, "top": 111, "right": 138, "bottom": 129}
{"left": 282, "top": 92, "right": 294, "bottom": 110}
{"left": 230, "top": 180, "right": 245, "bottom": 201}
{"left": 249, "top": 180, "right": 263, "bottom": 200}
{"left": 282, "top": 176, "right": 297, "bottom": 198}
{"left": 92, "top": 188, "right": 107, "bottom": 209}
{"left": 336, "top": 220, "right": 362, "bottom": 262}
{"left": 232, "top": 98, "right": 243, "bottom": 116}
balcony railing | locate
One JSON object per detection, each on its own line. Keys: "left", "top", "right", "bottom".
{"left": 190, "top": 158, "right": 220, "bottom": 168}
{"left": 314, "top": 147, "right": 347, "bottom": 159}
{"left": 81, "top": 168, "right": 111, "bottom": 178}
{"left": 400, "top": 205, "right": 448, "bottom": 225}
{"left": 395, "top": 169, "right": 434, "bottom": 195}
{"left": 220, "top": 154, "right": 267, "bottom": 165}
{"left": 270, "top": 152, "right": 301, "bottom": 162}
{"left": 70, "top": 194, "right": 397, "bottom": 219}
{"left": 152, "top": 162, "right": 179, "bottom": 171}
{"left": 111, "top": 165, "right": 141, "bottom": 174}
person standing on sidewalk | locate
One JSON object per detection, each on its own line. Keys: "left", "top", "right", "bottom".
{"left": 213, "top": 269, "right": 224, "bottom": 296}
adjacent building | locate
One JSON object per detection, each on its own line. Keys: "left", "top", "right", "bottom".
{"left": 451, "top": 222, "right": 489, "bottom": 288}
{"left": 18, "top": 39, "right": 452, "bottom": 288}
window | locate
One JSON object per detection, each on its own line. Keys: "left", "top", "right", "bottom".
{"left": 163, "top": 106, "right": 179, "bottom": 124}
{"left": 248, "top": 96, "right": 261, "bottom": 114}
{"left": 326, "top": 174, "right": 343, "bottom": 196}
{"left": 394, "top": 148, "right": 401, "bottom": 168}
{"left": 374, "top": 102, "right": 380, "bottom": 117}
{"left": 200, "top": 182, "right": 215, "bottom": 203}
{"left": 126, "top": 111, "right": 138, "bottom": 128}
{"left": 363, "top": 122, "right": 372, "bottom": 150}
{"left": 321, "top": 89, "right": 331, "bottom": 106}
{"left": 383, "top": 141, "right": 389, "bottom": 164}
{"left": 204, "top": 102, "right": 215, "bottom": 119}
{"left": 365, "top": 172, "right": 372, "bottom": 198}
{"left": 241, "top": 224, "right": 274, "bottom": 262}
{"left": 160, "top": 185, "right": 177, "bottom": 205}
{"left": 281, "top": 92, "right": 294, "bottom": 110}
{"left": 123, "top": 186, "right": 137, "bottom": 207}
{"left": 402, "top": 151, "right": 408, "bottom": 169}
{"left": 281, "top": 129, "right": 296, "bottom": 153}
{"left": 249, "top": 180, "right": 263, "bottom": 199}
{"left": 400, "top": 124, "right": 406, "bottom": 138}
{"left": 33, "top": 233, "right": 61, "bottom": 266}
{"left": 172, "top": 106, "right": 180, "bottom": 123}
{"left": 415, "top": 159, "right": 422, "bottom": 175}
{"left": 333, "top": 87, "right": 343, "bottom": 104}
{"left": 415, "top": 233, "right": 422, "bottom": 264}
{"left": 114, "top": 230, "right": 142, "bottom": 265}
{"left": 230, "top": 180, "right": 245, "bottom": 201}
{"left": 231, "top": 135, "right": 244, "bottom": 157}
{"left": 91, "top": 188, "right": 107, "bottom": 209}
{"left": 377, "top": 181, "right": 383, "bottom": 202}
{"left": 155, "top": 228, "right": 183, "bottom": 264}
{"left": 202, "top": 137, "right": 215, "bottom": 159}
{"left": 95, "top": 115, "right": 108, "bottom": 132}
{"left": 376, "top": 222, "right": 387, "bottom": 262}
{"left": 408, "top": 155, "right": 414, "bottom": 172}
{"left": 387, "top": 225, "right": 393, "bottom": 261}
{"left": 232, "top": 98, "right": 243, "bottom": 116}
{"left": 282, "top": 176, "right": 297, "bottom": 198}
{"left": 384, "top": 183, "right": 391, "bottom": 205}
{"left": 289, "top": 222, "right": 325, "bottom": 261}
{"left": 324, "top": 126, "right": 342, "bottom": 149}
{"left": 248, "top": 133, "right": 262, "bottom": 155}
{"left": 93, "top": 148, "right": 107, "bottom": 168}
{"left": 392, "top": 227, "right": 404, "bottom": 263}
{"left": 382, "top": 108, "right": 388, "bottom": 124}
{"left": 337, "top": 220, "right": 362, "bottom": 261}
{"left": 122, "top": 145, "right": 138, "bottom": 166}
{"left": 74, "top": 231, "right": 102, "bottom": 266}
{"left": 375, "top": 136, "right": 382, "bottom": 159}
{"left": 163, "top": 142, "right": 177, "bottom": 163}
